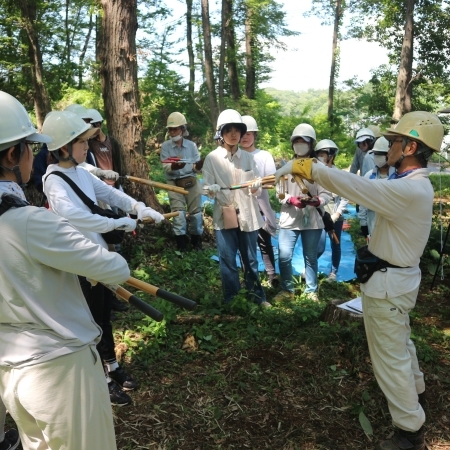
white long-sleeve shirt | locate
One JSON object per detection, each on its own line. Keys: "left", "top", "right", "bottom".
{"left": 43, "top": 164, "right": 138, "bottom": 248}
{"left": 312, "top": 164, "right": 433, "bottom": 298}
{"left": 244, "top": 148, "right": 277, "bottom": 236}
{"left": 0, "top": 190, "right": 130, "bottom": 368}
{"left": 202, "top": 146, "right": 264, "bottom": 232}
{"left": 278, "top": 161, "right": 332, "bottom": 230}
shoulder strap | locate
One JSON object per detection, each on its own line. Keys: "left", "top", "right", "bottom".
{"left": 45, "top": 171, "right": 96, "bottom": 210}
{"left": 0, "top": 194, "right": 30, "bottom": 217}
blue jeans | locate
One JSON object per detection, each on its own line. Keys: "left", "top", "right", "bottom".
{"left": 215, "top": 228, "right": 266, "bottom": 304}
{"left": 278, "top": 228, "right": 322, "bottom": 293}
{"left": 317, "top": 220, "right": 344, "bottom": 274}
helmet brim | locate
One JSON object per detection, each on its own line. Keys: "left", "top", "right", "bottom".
{"left": 26, "top": 132, "right": 52, "bottom": 144}
{"left": 78, "top": 127, "right": 99, "bottom": 140}
{"left": 355, "top": 135, "right": 374, "bottom": 143}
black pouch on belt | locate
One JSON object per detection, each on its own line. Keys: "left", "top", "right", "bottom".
{"left": 354, "top": 245, "right": 405, "bottom": 284}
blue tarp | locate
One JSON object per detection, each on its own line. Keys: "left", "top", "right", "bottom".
{"left": 208, "top": 201, "right": 358, "bottom": 283}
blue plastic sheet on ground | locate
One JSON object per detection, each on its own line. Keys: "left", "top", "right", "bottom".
{"left": 209, "top": 202, "right": 358, "bottom": 283}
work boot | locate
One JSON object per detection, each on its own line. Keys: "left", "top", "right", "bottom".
{"left": 0, "top": 429, "right": 20, "bottom": 450}
{"left": 175, "top": 235, "right": 187, "bottom": 252}
{"left": 376, "top": 426, "right": 425, "bottom": 450}
{"left": 191, "top": 234, "right": 203, "bottom": 251}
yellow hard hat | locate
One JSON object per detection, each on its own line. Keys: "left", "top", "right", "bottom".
{"left": 382, "top": 111, "right": 444, "bottom": 152}
{"left": 166, "top": 112, "right": 187, "bottom": 128}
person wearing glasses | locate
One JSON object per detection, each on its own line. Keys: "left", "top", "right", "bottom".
{"left": 274, "top": 111, "right": 444, "bottom": 450}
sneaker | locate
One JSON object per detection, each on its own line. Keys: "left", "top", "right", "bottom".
{"left": 260, "top": 301, "right": 272, "bottom": 308}
{"left": 108, "top": 380, "right": 132, "bottom": 406}
{"left": 108, "top": 367, "right": 138, "bottom": 390}
{"left": 326, "top": 272, "right": 337, "bottom": 283}
{"left": 305, "top": 292, "right": 319, "bottom": 302}
{"left": 376, "top": 426, "right": 425, "bottom": 450}
{"left": 0, "top": 428, "right": 20, "bottom": 450}
{"left": 273, "top": 291, "right": 294, "bottom": 302}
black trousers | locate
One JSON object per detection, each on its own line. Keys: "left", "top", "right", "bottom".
{"left": 257, "top": 228, "right": 276, "bottom": 277}
{"left": 79, "top": 277, "right": 116, "bottom": 362}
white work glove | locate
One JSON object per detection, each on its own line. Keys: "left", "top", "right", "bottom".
{"left": 206, "top": 184, "right": 221, "bottom": 198}
{"left": 331, "top": 212, "right": 340, "bottom": 223}
{"left": 114, "top": 217, "right": 136, "bottom": 232}
{"left": 134, "top": 202, "right": 165, "bottom": 223}
{"left": 95, "top": 168, "right": 119, "bottom": 181}
{"left": 274, "top": 160, "right": 294, "bottom": 183}
{"left": 250, "top": 177, "right": 262, "bottom": 190}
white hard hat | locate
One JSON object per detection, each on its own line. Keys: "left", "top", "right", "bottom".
{"left": 0, "top": 91, "right": 51, "bottom": 151}
{"left": 315, "top": 139, "right": 339, "bottom": 156}
{"left": 42, "top": 111, "right": 98, "bottom": 151}
{"left": 290, "top": 123, "right": 316, "bottom": 144}
{"left": 215, "top": 109, "right": 247, "bottom": 139}
{"left": 241, "top": 115, "right": 259, "bottom": 132}
{"left": 87, "top": 108, "right": 104, "bottom": 123}
{"left": 64, "top": 104, "right": 93, "bottom": 121}
{"left": 372, "top": 136, "right": 389, "bottom": 153}
{"left": 355, "top": 127, "right": 375, "bottom": 143}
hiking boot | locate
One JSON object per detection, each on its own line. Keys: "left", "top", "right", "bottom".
{"left": 326, "top": 272, "right": 337, "bottom": 283}
{"left": 108, "top": 367, "right": 138, "bottom": 390}
{"left": 376, "top": 426, "right": 425, "bottom": 450}
{"left": 108, "top": 381, "right": 132, "bottom": 406}
{"left": 273, "top": 290, "right": 294, "bottom": 302}
{"left": 260, "top": 301, "right": 272, "bottom": 308}
{"left": 190, "top": 235, "right": 203, "bottom": 251}
{"left": 0, "top": 429, "right": 20, "bottom": 450}
{"left": 111, "top": 295, "right": 129, "bottom": 312}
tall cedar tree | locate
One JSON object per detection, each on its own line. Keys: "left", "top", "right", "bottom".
{"left": 99, "top": 0, "right": 161, "bottom": 210}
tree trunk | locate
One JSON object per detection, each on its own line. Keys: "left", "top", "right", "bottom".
{"left": 99, "top": 0, "right": 161, "bottom": 210}
{"left": 218, "top": 0, "right": 227, "bottom": 111}
{"left": 78, "top": 13, "right": 94, "bottom": 89}
{"left": 186, "top": 0, "right": 195, "bottom": 95}
{"left": 392, "top": 0, "right": 415, "bottom": 121}
{"left": 244, "top": 6, "right": 255, "bottom": 99}
{"left": 224, "top": 0, "right": 240, "bottom": 101}
{"left": 328, "top": 0, "right": 342, "bottom": 127}
{"left": 17, "top": 0, "right": 52, "bottom": 130}
{"left": 201, "top": 0, "right": 219, "bottom": 126}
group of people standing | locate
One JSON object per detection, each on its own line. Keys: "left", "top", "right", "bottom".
{"left": 0, "top": 92, "right": 167, "bottom": 449}
{"left": 164, "top": 108, "right": 351, "bottom": 307}
{"left": 0, "top": 87, "right": 445, "bottom": 450}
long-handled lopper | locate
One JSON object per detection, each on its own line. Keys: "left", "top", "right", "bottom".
{"left": 121, "top": 175, "right": 188, "bottom": 195}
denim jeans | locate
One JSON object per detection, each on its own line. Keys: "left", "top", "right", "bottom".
{"left": 215, "top": 228, "right": 266, "bottom": 304}
{"left": 317, "top": 220, "right": 344, "bottom": 274}
{"left": 278, "top": 228, "right": 322, "bottom": 293}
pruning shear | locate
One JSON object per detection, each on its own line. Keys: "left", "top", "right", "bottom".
{"left": 161, "top": 157, "right": 197, "bottom": 164}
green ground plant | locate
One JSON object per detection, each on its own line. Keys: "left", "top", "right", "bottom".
{"left": 111, "top": 197, "right": 450, "bottom": 449}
